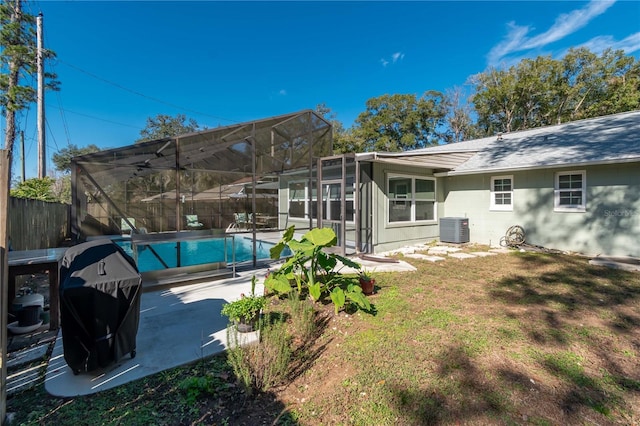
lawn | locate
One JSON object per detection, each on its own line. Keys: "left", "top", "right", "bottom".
{"left": 7, "top": 247, "right": 640, "bottom": 425}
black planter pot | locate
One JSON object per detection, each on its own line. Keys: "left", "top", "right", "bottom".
{"left": 235, "top": 315, "right": 259, "bottom": 333}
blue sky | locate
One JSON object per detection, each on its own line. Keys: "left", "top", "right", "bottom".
{"left": 7, "top": 0, "right": 640, "bottom": 179}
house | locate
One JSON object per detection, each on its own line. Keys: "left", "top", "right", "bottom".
{"left": 284, "top": 110, "right": 640, "bottom": 257}
{"left": 70, "top": 109, "right": 640, "bottom": 270}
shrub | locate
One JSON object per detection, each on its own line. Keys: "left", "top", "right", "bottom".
{"left": 226, "top": 319, "right": 291, "bottom": 394}
{"left": 286, "top": 291, "right": 317, "bottom": 342}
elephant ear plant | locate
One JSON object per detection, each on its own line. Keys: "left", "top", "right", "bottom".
{"left": 265, "top": 226, "right": 373, "bottom": 315}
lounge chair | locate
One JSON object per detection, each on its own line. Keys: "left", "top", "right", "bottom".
{"left": 235, "top": 213, "right": 249, "bottom": 229}
{"left": 226, "top": 213, "right": 249, "bottom": 232}
{"left": 185, "top": 215, "right": 204, "bottom": 229}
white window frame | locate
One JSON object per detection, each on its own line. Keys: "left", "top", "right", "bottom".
{"left": 490, "top": 175, "right": 513, "bottom": 211}
{"left": 288, "top": 181, "right": 315, "bottom": 219}
{"left": 386, "top": 174, "right": 437, "bottom": 225}
{"left": 321, "top": 180, "right": 356, "bottom": 223}
{"left": 554, "top": 170, "right": 586, "bottom": 212}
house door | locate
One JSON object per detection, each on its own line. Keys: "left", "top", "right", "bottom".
{"left": 318, "top": 155, "right": 357, "bottom": 255}
{"left": 321, "top": 181, "right": 353, "bottom": 249}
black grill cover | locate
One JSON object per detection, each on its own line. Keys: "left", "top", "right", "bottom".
{"left": 60, "top": 239, "right": 142, "bottom": 374}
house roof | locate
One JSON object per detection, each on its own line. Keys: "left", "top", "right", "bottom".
{"left": 356, "top": 151, "right": 475, "bottom": 171}
{"left": 369, "top": 110, "right": 640, "bottom": 176}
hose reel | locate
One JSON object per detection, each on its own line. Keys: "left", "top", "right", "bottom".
{"left": 500, "top": 225, "right": 525, "bottom": 247}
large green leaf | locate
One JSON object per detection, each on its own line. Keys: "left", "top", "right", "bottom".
{"left": 302, "top": 227, "right": 337, "bottom": 247}
{"left": 288, "top": 240, "right": 315, "bottom": 256}
{"left": 308, "top": 282, "right": 322, "bottom": 301}
{"left": 282, "top": 225, "right": 296, "bottom": 241}
{"left": 269, "top": 241, "right": 287, "bottom": 259}
{"left": 334, "top": 253, "right": 361, "bottom": 270}
{"left": 330, "top": 287, "right": 346, "bottom": 314}
{"left": 346, "top": 288, "right": 371, "bottom": 312}
{"left": 317, "top": 252, "right": 337, "bottom": 272}
{"left": 265, "top": 275, "right": 292, "bottom": 295}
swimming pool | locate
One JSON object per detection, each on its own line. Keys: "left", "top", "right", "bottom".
{"left": 116, "top": 236, "right": 279, "bottom": 273}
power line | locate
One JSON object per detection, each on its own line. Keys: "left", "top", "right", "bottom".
{"left": 45, "top": 104, "right": 141, "bottom": 129}
{"left": 57, "top": 59, "right": 239, "bottom": 124}
{"left": 54, "top": 90, "right": 71, "bottom": 145}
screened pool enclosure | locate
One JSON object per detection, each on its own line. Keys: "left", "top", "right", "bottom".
{"left": 70, "top": 110, "right": 333, "bottom": 279}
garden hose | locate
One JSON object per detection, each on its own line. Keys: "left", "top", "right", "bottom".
{"left": 500, "top": 225, "right": 526, "bottom": 247}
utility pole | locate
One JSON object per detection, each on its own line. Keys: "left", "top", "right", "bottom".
{"left": 1, "top": 150, "right": 10, "bottom": 426}
{"left": 3, "top": 2, "right": 23, "bottom": 421}
{"left": 20, "top": 131, "right": 25, "bottom": 183}
{"left": 37, "top": 12, "right": 45, "bottom": 178}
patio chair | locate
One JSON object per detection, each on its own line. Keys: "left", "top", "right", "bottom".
{"left": 234, "top": 212, "right": 249, "bottom": 229}
{"left": 185, "top": 214, "right": 204, "bottom": 229}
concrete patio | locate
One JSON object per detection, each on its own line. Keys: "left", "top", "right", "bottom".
{"left": 38, "top": 253, "right": 416, "bottom": 397}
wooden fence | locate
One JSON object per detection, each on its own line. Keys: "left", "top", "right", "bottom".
{"left": 7, "top": 197, "right": 70, "bottom": 251}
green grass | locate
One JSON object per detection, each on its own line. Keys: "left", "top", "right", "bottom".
{"left": 7, "top": 249, "right": 640, "bottom": 425}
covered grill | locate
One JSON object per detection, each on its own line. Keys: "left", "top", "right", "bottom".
{"left": 60, "top": 239, "right": 142, "bottom": 374}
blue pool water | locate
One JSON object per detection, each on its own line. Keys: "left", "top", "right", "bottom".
{"left": 116, "top": 237, "right": 278, "bottom": 273}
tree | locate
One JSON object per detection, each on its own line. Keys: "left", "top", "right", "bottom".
{"left": 565, "top": 48, "right": 640, "bottom": 120}
{"left": 52, "top": 143, "right": 101, "bottom": 173}
{"left": 9, "top": 176, "right": 56, "bottom": 201}
{"left": 314, "top": 103, "right": 366, "bottom": 154}
{"left": 136, "top": 113, "right": 203, "bottom": 143}
{"left": 49, "top": 144, "right": 101, "bottom": 204}
{"left": 0, "top": 1, "right": 58, "bottom": 179}
{"left": 471, "top": 48, "right": 640, "bottom": 135}
{"left": 352, "top": 92, "right": 447, "bottom": 152}
{"left": 442, "top": 86, "right": 482, "bottom": 143}
{"left": 471, "top": 65, "right": 521, "bottom": 134}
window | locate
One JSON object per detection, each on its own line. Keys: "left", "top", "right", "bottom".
{"left": 555, "top": 171, "right": 586, "bottom": 212}
{"left": 387, "top": 175, "right": 436, "bottom": 223}
{"left": 322, "top": 181, "right": 355, "bottom": 222}
{"left": 490, "top": 176, "right": 513, "bottom": 211}
{"left": 288, "top": 181, "right": 317, "bottom": 219}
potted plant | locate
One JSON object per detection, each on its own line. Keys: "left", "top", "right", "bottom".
{"left": 358, "top": 269, "right": 375, "bottom": 295}
{"left": 221, "top": 276, "right": 266, "bottom": 332}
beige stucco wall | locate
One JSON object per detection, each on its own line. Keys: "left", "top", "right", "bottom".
{"left": 442, "top": 162, "right": 640, "bottom": 257}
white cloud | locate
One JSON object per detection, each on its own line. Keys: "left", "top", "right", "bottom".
{"left": 278, "top": 89, "right": 287, "bottom": 96}
{"left": 522, "top": 0, "right": 615, "bottom": 49}
{"left": 487, "top": 22, "right": 530, "bottom": 66}
{"left": 381, "top": 52, "right": 404, "bottom": 67}
{"left": 577, "top": 32, "right": 640, "bottom": 55}
{"left": 391, "top": 52, "right": 405, "bottom": 63}
{"left": 488, "top": 0, "right": 617, "bottom": 66}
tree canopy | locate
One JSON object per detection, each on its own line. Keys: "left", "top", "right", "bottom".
{"left": 10, "top": 176, "right": 56, "bottom": 201}
{"left": 349, "top": 92, "right": 448, "bottom": 152}
{"left": 52, "top": 143, "right": 101, "bottom": 173}
{"left": 136, "top": 113, "right": 203, "bottom": 143}
{"left": 471, "top": 48, "right": 640, "bottom": 135}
